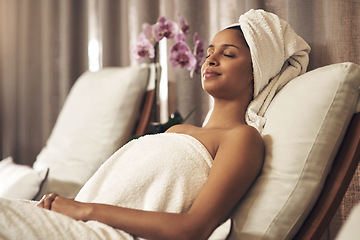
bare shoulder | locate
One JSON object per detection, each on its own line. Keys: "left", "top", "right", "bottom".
{"left": 216, "top": 124, "right": 264, "bottom": 175}
{"left": 228, "top": 124, "right": 261, "bottom": 138}
{"left": 222, "top": 125, "right": 264, "bottom": 152}
{"left": 166, "top": 123, "right": 194, "bottom": 133}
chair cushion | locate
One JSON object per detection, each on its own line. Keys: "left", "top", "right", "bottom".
{"left": 33, "top": 65, "right": 149, "bottom": 199}
{"left": 229, "top": 62, "right": 360, "bottom": 240}
{"left": 0, "top": 156, "right": 48, "bottom": 200}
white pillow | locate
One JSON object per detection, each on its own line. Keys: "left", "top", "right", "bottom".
{"left": 0, "top": 156, "right": 48, "bottom": 200}
{"left": 229, "top": 62, "right": 360, "bottom": 239}
{"left": 33, "top": 64, "right": 150, "bottom": 199}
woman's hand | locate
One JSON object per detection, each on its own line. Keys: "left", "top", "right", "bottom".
{"left": 37, "top": 193, "right": 92, "bottom": 221}
{"left": 37, "top": 193, "right": 59, "bottom": 209}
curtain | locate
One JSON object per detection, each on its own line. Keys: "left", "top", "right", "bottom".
{"left": 0, "top": 0, "right": 89, "bottom": 165}
{"left": 0, "top": 0, "right": 359, "bottom": 239}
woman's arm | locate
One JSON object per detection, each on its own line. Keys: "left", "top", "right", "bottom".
{"left": 38, "top": 126, "right": 264, "bottom": 240}
{"left": 186, "top": 126, "right": 264, "bottom": 236}
{"left": 38, "top": 194, "right": 203, "bottom": 239}
{"left": 38, "top": 193, "right": 208, "bottom": 239}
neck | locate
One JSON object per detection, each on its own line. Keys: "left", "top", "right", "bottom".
{"left": 203, "top": 98, "right": 249, "bottom": 129}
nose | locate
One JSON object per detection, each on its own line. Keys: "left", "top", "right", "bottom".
{"left": 206, "top": 53, "right": 219, "bottom": 66}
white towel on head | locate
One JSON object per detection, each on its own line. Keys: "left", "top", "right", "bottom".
{"left": 238, "top": 9, "right": 311, "bottom": 132}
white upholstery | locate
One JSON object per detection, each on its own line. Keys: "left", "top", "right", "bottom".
{"left": 0, "top": 156, "right": 48, "bottom": 200}
{"left": 33, "top": 65, "right": 150, "bottom": 199}
{"left": 229, "top": 62, "right": 360, "bottom": 240}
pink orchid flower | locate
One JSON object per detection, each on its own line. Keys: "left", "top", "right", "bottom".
{"left": 169, "top": 40, "right": 196, "bottom": 71}
{"left": 133, "top": 14, "right": 206, "bottom": 78}
{"left": 193, "top": 32, "right": 205, "bottom": 58}
{"left": 174, "top": 33, "right": 186, "bottom": 44}
{"left": 141, "top": 23, "right": 155, "bottom": 44}
{"left": 153, "top": 16, "right": 178, "bottom": 42}
{"left": 178, "top": 13, "right": 190, "bottom": 35}
{"left": 132, "top": 33, "right": 155, "bottom": 62}
{"left": 192, "top": 32, "right": 206, "bottom": 74}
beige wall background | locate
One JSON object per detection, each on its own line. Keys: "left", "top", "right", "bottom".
{"left": 0, "top": 0, "right": 359, "bottom": 238}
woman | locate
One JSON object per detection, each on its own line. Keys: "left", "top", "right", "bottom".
{"left": 0, "top": 9, "right": 310, "bottom": 240}
{"left": 37, "top": 26, "right": 263, "bottom": 240}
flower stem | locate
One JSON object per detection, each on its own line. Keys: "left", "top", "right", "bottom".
{"left": 182, "top": 106, "right": 197, "bottom": 123}
{"left": 153, "top": 42, "right": 159, "bottom": 122}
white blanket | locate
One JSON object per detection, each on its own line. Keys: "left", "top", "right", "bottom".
{"left": 0, "top": 133, "right": 213, "bottom": 239}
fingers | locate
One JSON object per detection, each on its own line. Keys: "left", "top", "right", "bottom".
{"left": 37, "top": 193, "right": 59, "bottom": 210}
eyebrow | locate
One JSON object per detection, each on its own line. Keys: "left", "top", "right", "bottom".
{"left": 207, "top": 44, "right": 240, "bottom": 50}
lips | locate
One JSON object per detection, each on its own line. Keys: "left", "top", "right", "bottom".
{"left": 203, "top": 68, "right": 221, "bottom": 79}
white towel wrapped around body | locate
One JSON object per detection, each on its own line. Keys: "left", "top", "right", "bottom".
{"left": 76, "top": 133, "right": 213, "bottom": 212}
{"left": 238, "top": 9, "right": 311, "bottom": 132}
{"left": 0, "top": 133, "right": 213, "bottom": 239}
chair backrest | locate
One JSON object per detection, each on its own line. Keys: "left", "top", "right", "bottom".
{"left": 228, "top": 62, "right": 360, "bottom": 240}
{"left": 294, "top": 112, "right": 360, "bottom": 239}
{"left": 33, "top": 64, "right": 152, "bottom": 199}
{"left": 134, "top": 63, "right": 160, "bottom": 136}
{"left": 134, "top": 89, "right": 155, "bottom": 136}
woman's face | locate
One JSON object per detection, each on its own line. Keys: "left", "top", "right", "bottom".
{"left": 201, "top": 28, "right": 253, "bottom": 101}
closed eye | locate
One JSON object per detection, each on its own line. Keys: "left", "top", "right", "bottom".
{"left": 223, "top": 54, "right": 234, "bottom": 58}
